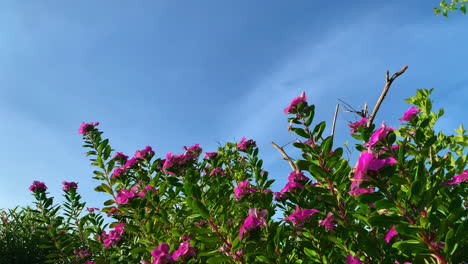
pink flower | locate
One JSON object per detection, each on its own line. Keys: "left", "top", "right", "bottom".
{"left": 85, "top": 261, "right": 96, "bottom": 264}
{"left": 209, "top": 167, "right": 225, "bottom": 177}
{"left": 116, "top": 188, "right": 137, "bottom": 205}
{"left": 62, "top": 181, "right": 78, "bottom": 192}
{"left": 348, "top": 188, "right": 375, "bottom": 197}
{"left": 237, "top": 137, "right": 256, "bottom": 151}
{"left": 29, "top": 181, "right": 47, "bottom": 192}
{"left": 78, "top": 122, "right": 99, "bottom": 134}
{"left": 274, "top": 192, "right": 286, "bottom": 201}
{"left": 162, "top": 152, "right": 195, "bottom": 176}
{"left": 234, "top": 180, "right": 257, "bottom": 200}
{"left": 385, "top": 225, "right": 398, "bottom": 243}
{"left": 172, "top": 241, "right": 196, "bottom": 260}
{"left": 183, "top": 144, "right": 202, "bottom": 156}
{"left": 123, "top": 157, "right": 138, "bottom": 169}
{"left": 366, "top": 122, "right": 395, "bottom": 149}
{"left": 284, "top": 206, "right": 319, "bottom": 228}
{"left": 284, "top": 92, "right": 307, "bottom": 114}
{"left": 73, "top": 249, "right": 92, "bottom": 260}
{"left": 113, "top": 152, "right": 128, "bottom": 160}
{"left": 102, "top": 223, "right": 126, "bottom": 248}
{"left": 351, "top": 150, "right": 396, "bottom": 189}
{"left": 195, "top": 221, "right": 207, "bottom": 226}
{"left": 106, "top": 207, "right": 120, "bottom": 217}
{"left": 151, "top": 243, "right": 174, "bottom": 264}
{"left": 319, "top": 212, "right": 336, "bottom": 231}
{"left": 111, "top": 167, "right": 127, "bottom": 178}
{"left": 134, "top": 146, "right": 155, "bottom": 160}
{"left": 239, "top": 208, "right": 268, "bottom": 240}
{"left": 204, "top": 152, "right": 217, "bottom": 159}
{"left": 280, "top": 182, "right": 304, "bottom": 193}
{"left": 395, "top": 261, "right": 412, "bottom": 264}
{"left": 86, "top": 207, "right": 99, "bottom": 213}
{"left": 348, "top": 118, "right": 368, "bottom": 134}
{"left": 287, "top": 171, "right": 309, "bottom": 182}
{"left": 346, "top": 254, "right": 363, "bottom": 264}
{"left": 400, "top": 106, "right": 420, "bottom": 122}
{"left": 137, "top": 185, "right": 157, "bottom": 198}
{"left": 442, "top": 169, "right": 468, "bottom": 185}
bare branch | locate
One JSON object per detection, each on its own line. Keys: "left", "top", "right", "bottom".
{"left": 367, "top": 65, "right": 409, "bottom": 126}
{"left": 270, "top": 142, "right": 298, "bottom": 171}
{"left": 331, "top": 104, "right": 339, "bottom": 138}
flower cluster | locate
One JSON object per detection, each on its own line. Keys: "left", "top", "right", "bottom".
{"left": 62, "top": 181, "right": 78, "bottom": 192}
{"left": 101, "top": 223, "right": 126, "bottom": 248}
{"left": 28, "top": 181, "right": 47, "bottom": 193}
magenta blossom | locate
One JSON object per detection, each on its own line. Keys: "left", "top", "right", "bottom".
{"left": 78, "top": 121, "right": 99, "bottom": 134}
{"left": 102, "top": 223, "right": 125, "bottom": 248}
{"left": 204, "top": 152, "right": 217, "bottom": 159}
{"left": 209, "top": 167, "right": 225, "bottom": 177}
{"left": 85, "top": 261, "right": 96, "bottom": 264}
{"left": 274, "top": 192, "right": 286, "bottom": 201}
{"left": 172, "top": 241, "right": 196, "bottom": 261}
{"left": 365, "top": 122, "right": 395, "bottom": 149}
{"left": 195, "top": 220, "right": 207, "bottom": 226}
{"left": 400, "top": 106, "right": 420, "bottom": 122}
{"left": 137, "top": 185, "right": 157, "bottom": 198}
{"left": 385, "top": 225, "right": 398, "bottom": 243}
{"left": 395, "top": 261, "right": 412, "bottom": 264}
{"left": 280, "top": 181, "right": 304, "bottom": 193}
{"left": 348, "top": 118, "right": 368, "bottom": 134}
{"left": 284, "top": 206, "right": 319, "bottom": 228}
{"left": 234, "top": 180, "right": 257, "bottom": 201}
{"left": 239, "top": 208, "right": 268, "bottom": 240}
{"left": 183, "top": 144, "right": 202, "bottom": 156}
{"left": 86, "top": 207, "right": 99, "bottom": 213}
{"left": 134, "top": 146, "right": 155, "bottom": 160}
{"left": 442, "top": 169, "right": 468, "bottom": 185}
{"left": 151, "top": 243, "right": 174, "bottom": 264}
{"left": 287, "top": 171, "right": 309, "bottom": 182}
{"left": 106, "top": 207, "right": 120, "bottom": 217}
{"left": 73, "top": 249, "right": 92, "bottom": 260}
{"left": 348, "top": 188, "right": 375, "bottom": 197}
{"left": 319, "top": 212, "right": 336, "bottom": 231}
{"left": 351, "top": 150, "right": 396, "bottom": 189}
{"left": 29, "top": 181, "right": 47, "bottom": 193}
{"left": 163, "top": 152, "right": 195, "bottom": 176}
{"left": 116, "top": 188, "right": 137, "bottom": 205}
{"left": 62, "top": 181, "right": 78, "bottom": 192}
{"left": 346, "top": 254, "right": 363, "bottom": 264}
{"left": 237, "top": 137, "right": 256, "bottom": 151}
{"left": 113, "top": 152, "right": 128, "bottom": 160}
{"left": 123, "top": 157, "right": 138, "bottom": 169}
{"left": 111, "top": 167, "right": 127, "bottom": 178}
{"left": 284, "top": 92, "right": 307, "bottom": 114}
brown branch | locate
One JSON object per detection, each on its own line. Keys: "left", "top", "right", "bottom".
{"left": 271, "top": 142, "right": 298, "bottom": 171}
{"left": 367, "top": 65, "right": 409, "bottom": 126}
{"left": 331, "top": 104, "right": 339, "bottom": 138}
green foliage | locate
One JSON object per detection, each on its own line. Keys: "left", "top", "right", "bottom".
{"left": 3, "top": 88, "right": 467, "bottom": 264}
{"left": 0, "top": 207, "right": 56, "bottom": 264}
{"left": 435, "top": 0, "right": 468, "bottom": 17}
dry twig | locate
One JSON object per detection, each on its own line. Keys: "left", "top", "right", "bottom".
{"left": 367, "top": 65, "right": 409, "bottom": 126}
{"left": 271, "top": 142, "right": 297, "bottom": 171}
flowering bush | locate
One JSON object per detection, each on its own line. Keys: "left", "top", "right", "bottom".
{"left": 3, "top": 88, "right": 467, "bottom": 264}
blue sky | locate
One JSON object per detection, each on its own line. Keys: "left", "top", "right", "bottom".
{"left": 0, "top": 0, "right": 467, "bottom": 209}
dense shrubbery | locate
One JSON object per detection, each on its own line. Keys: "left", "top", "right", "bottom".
{"left": 1, "top": 87, "right": 467, "bottom": 264}
{"left": 0, "top": 207, "right": 56, "bottom": 264}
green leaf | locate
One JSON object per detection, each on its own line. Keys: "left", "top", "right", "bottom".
{"left": 392, "top": 240, "right": 427, "bottom": 255}
{"left": 206, "top": 256, "right": 232, "bottom": 263}
{"left": 293, "top": 128, "right": 310, "bottom": 138}
{"left": 94, "top": 183, "right": 113, "bottom": 195}
{"left": 192, "top": 200, "right": 210, "bottom": 219}
{"left": 322, "top": 137, "right": 333, "bottom": 155}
